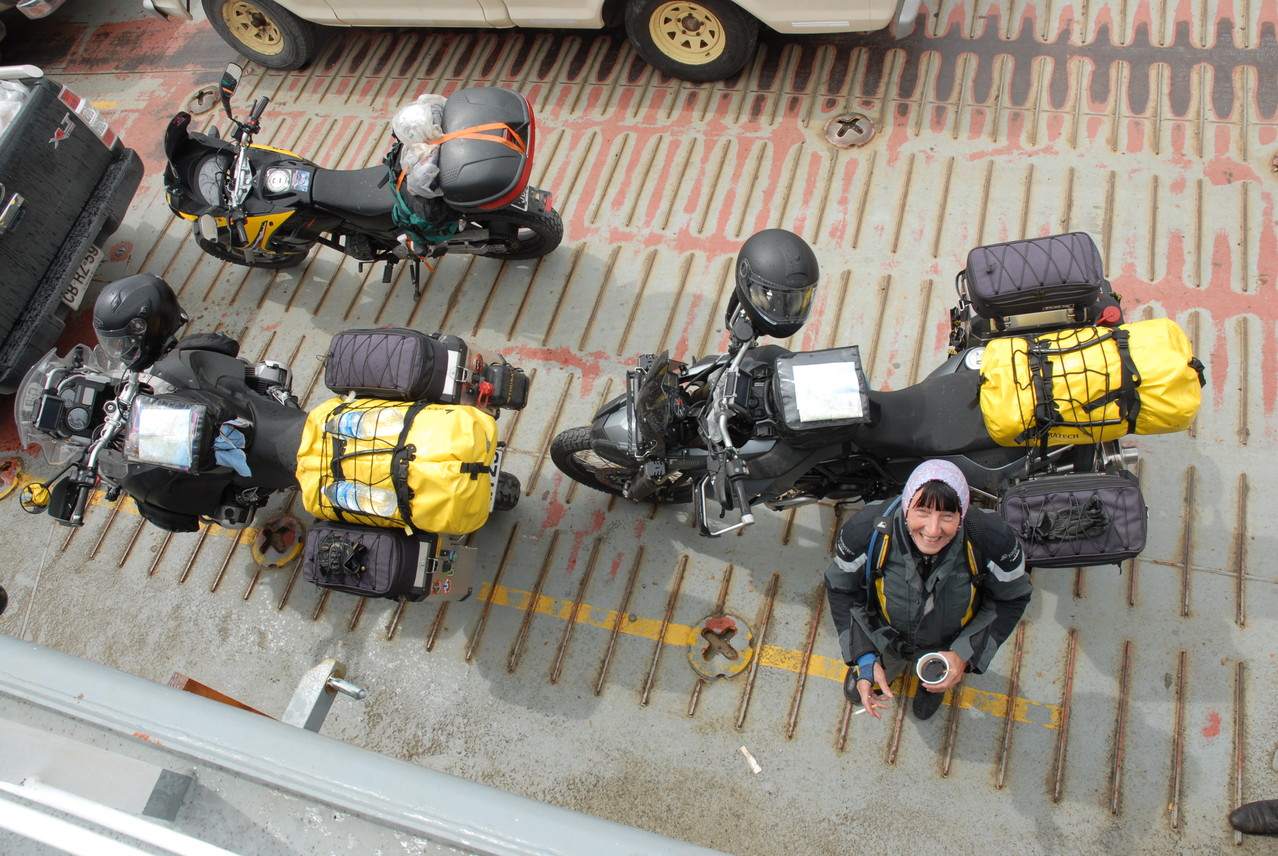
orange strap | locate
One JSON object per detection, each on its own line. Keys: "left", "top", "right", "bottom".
{"left": 430, "top": 122, "right": 527, "bottom": 156}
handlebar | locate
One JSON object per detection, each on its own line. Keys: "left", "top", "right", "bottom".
{"left": 248, "top": 95, "right": 270, "bottom": 126}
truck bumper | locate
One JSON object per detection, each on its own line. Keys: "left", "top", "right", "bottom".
{"left": 0, "top": 147, "right": 143, "bottom": 393}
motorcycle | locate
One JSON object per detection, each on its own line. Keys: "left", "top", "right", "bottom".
{"left": 16, "top": 275, "right": 525, "bottom": 598}
{"left": 162, "top": 63, "right": 562, "bottom": 295}
{"left": 550, "top": 231, "right": 1201, "bottom": 548}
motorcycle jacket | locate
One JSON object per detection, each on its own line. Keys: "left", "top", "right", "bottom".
{"left": 824, "top": 502, "right": 1030, "bottom": 674}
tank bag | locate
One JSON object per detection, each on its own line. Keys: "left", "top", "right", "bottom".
{"left": 295, "top": 397, "right": 498, "bottom": 536}
{"left": 978, "top": 317, "right": 1205, "bottom": 447}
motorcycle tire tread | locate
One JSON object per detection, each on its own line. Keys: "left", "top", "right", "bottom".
{"left": 468, "top": 205, "right": 563, "bottom": 261}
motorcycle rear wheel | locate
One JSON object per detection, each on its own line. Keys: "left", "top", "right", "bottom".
{"left": 467, "top": 206, "right": 563, "bottom": 260}
{"left": 494, "top": 471, "right": 521, "bottom": 512}
{"left": 196, "top": 235, "right": 311, "bottom": 269}
{"left": 551, "top": 427, "right": 694, "bottom": 502}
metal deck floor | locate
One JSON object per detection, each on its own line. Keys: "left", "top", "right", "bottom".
{"left": 1, "top": 1, "right": 1276, "bottom": 853}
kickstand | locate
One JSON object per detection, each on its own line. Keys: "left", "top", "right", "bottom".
{"left": 411, "top": 259, "right": 422, "bottom": 300}
{"left": 382, "top": 261, "right": 394, "bottom": 284}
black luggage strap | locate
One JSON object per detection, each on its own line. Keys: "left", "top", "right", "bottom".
{"left": 460, "top": 462, "right": 492, "bottom": 480}
{"left": 325, "top": 402, "right": 353, "bottom": 525}
{"left": 1015, "top": 336, "right": 1060, "bottom": 446}
{"left": 1014, "top": 328, "right": 1142, "bottom": 443}
{"left": 389, "top": 401, "right": 431, "bottom": 535}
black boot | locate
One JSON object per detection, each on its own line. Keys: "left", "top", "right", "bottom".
{"left": 1230, "top": 799, "right": 1278, "bottom": 835}
{"left": 912, "top": 688, "right": 944, "bottom": 720}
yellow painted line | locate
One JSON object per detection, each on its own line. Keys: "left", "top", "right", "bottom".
{"left": 481, "top": 581, "right": 1061, "bottom": 729}
{"left": 53, "top": 491, "right": 1062, "bottom": 728}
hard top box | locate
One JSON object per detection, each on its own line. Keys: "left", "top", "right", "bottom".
{"left": 0, "top": 65, "right": 142, "bottom": 393}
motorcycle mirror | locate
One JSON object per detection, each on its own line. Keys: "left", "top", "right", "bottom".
{"left": 197, "top": 214, "right": 220, "bottom": 243}
{"left": 730, "top": 315, "right": 755, "bottom": 343}
{"left": 219, "top": 63, "right": 242, "bottom": 116}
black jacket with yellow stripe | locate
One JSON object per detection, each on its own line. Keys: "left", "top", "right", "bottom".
{"left": 824, "top": 501, "right": 1030, "bottom": 674}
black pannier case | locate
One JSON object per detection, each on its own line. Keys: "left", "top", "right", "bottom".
{"left": 962, "top": 232, "right": 1106, "bottom": 319}
{"left": 999, "top": 471, "right": 1147, "bottom": 568}
{"left": 438, "top": 87, "right": 533, "bottom": 212}
{"left": 302, "top": 521, "right": 436, "bottom": 601}
{"left": 324, "top": 328, "right": 449, "bottom": 401}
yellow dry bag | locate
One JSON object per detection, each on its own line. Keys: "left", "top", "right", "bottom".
{"left": 295, "top": 397, "right": 498, "bottom": 535}
{"left": 979, "top": 318, "right": 1204, "bottom": 447}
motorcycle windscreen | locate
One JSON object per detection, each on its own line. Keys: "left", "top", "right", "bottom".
{"left": 123, "top": 395, "right": 207, "bottom": 471}
{"left": 633, "top": 351, "right": 678, "bottom": 455}
{"left": 771, "top": 347, "right": 872, "bottom": 431}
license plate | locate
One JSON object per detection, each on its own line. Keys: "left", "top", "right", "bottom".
{"left": 61, "top": 243, "right": 104, "bottom": 310}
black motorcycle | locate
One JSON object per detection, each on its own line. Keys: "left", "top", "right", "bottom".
{"left": 162, "top": 64, "right": 562, "bottom": 294}
{"left": 551, "top": 230, "right": 1200, "bottom": 554}
{"left": 16, "top": 275, "right": 523, "bottom": 539}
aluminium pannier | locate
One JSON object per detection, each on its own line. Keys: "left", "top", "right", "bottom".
{"left": 979, "top": 318, "right": 1204, "bottom": 446}
{"left": 999, "top": 471, "right": 1147, "bottom": 567}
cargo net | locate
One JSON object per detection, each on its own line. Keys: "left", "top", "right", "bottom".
{"left": 314, "top": 399, "right": 415, "bottom": 527}
{"left": 1007, "top": 326, "right": 1140, "bottom": 447}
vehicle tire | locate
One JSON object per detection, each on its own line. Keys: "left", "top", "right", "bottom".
{"left": 494, "top": 471, "right": 521, "bottom": 511}
{"left": 550, "top": 427, "right": 695, "bottom": 502}
{"left": 469, "top": 205, "right": 564, "bottom": 261}
{"left": 623, "top": 0, "right": 758, "bottom": 82}
{"left": 202, "top": 0, "right": 324, "bottom": 70}
{"left": 195, "top": 235, "right": 311, "bottom": 269}
{"left": 551, "top": 427, "right": 629, "bottom": 498}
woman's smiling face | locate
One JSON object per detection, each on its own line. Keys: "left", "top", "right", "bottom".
{"left": 906, "top": 499, "right": 961, "bottom": 555}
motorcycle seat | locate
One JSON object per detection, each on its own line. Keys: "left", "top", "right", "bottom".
{"left": 310, "top": 166, "right": 395, "bottom": 228}
{"left": 853, "top": 370, "right": 1001, "bottom": 457}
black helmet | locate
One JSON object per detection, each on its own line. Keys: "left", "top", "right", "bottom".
{"left": 733, "top": 229, "right": 820, "bottom": 338}
{"left": 93, "top": 274, "right": 188, "bottom": 370}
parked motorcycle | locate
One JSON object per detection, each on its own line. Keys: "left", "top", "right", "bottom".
{"left": 16, "top": 274, "right": 527, "bottom": 599}
{"left": 163, "top": 64, "right": 562, "bottom": 294}
{"left": 551, "top": 230, "right": 1203, "bottom": 566}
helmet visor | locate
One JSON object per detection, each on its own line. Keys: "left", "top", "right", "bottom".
{"left": 99, "top": 332, "right": 143, "bottom": 368}
{"left": 745, "top": 279, "right": 815, "bottom": 325}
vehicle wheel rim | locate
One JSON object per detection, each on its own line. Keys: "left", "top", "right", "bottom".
{"left": 223, "top": 0, "right": 285, "bottom": 56}
{"left": 648, "top": 2, "right": 726, "bottom": 65}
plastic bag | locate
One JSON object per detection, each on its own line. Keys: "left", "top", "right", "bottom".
{"left": 0, "top": 80, "right": 30, "bottom": 139}
{"left": 392, "top": 93, "right": 445, "bottom": 144}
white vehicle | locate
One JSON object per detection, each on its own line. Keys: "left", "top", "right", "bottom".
{"left": 144, "top": 0, "right": 922, "bottom": 82}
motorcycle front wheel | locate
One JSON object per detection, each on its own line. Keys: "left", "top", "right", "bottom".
{"left": 469, "top": 206, "right": 564, "bottom": 260}
{"left": 196, "top": 236, "right": 311, "bottom": 269}
{"left": 550, "top": 427, "right": 694, "bottom": 502}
